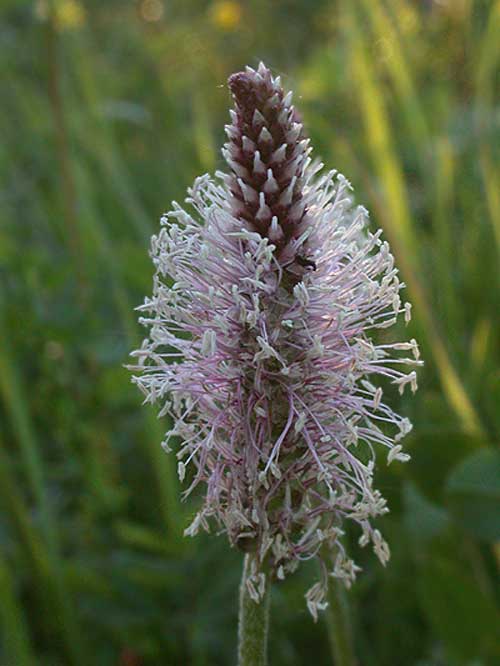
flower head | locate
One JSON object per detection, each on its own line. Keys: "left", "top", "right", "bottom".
{"left": 130, "top": 62, "right": 421, "bottom": 617}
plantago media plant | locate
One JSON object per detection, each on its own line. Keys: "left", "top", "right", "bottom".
{"left": 130, "top": 62, "right": 421, "bottom": 665}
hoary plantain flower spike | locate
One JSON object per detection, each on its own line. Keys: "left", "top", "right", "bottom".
{"left": 129, "top": 62, "right": 422, "bottom": 620}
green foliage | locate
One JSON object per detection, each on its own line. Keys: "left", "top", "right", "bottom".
{"left": 419, "top": 554, "right": 500, "bottom": 663}
{"left": 1, "top": 0, "right": 499, "bottom": 664}
{"left": 446, "top": 449, "right": 500, "bottom": 541}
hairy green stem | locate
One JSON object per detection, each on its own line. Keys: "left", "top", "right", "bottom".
{"left": 238, "top": 554, "right": 271, "bottom": 666}
{"left": 325, "top": 575, "right": 355, "bottom": 666}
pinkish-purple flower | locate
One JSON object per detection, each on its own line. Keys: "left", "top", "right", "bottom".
{"left": 130, "top": 62, "right": 421, "bottom": 618}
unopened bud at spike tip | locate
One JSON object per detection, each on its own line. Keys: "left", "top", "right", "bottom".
{"left": 252, "top": 109, "right": 266, "bottom": 130}
{"left": 271, "top": 143, "right": 287, "bottom": 163}
{"left": 242, "top": 135, "right": 255, "bottom": 153}
{"left": 225, "top": 62, "right": 312, "bottom": 273}
{"left": 258, "top": 126, "right": 273, "bottom": 144}
{"left": 263, "top": 169, "right": 279, "bottom": 194}
{"left": 253, "top": 151, "right": 266, "bottom": 175}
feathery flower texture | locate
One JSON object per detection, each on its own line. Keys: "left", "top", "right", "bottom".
{"left": 130, "top": 63, "right": 421, "bottom": 618}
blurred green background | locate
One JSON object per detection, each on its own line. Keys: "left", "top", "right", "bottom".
{"left": 1, "top": 0, "right": 499, "bottom": 664}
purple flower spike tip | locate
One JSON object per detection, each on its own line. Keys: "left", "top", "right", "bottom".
{"left": 224, "top": 63, "right": 313, "bottom": 280}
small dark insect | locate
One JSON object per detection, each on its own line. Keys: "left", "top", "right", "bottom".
{"left": 296, "top": 255, "right": 317, "bottom": 270}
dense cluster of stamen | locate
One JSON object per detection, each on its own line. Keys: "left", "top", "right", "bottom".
{"left": 130, "top": 63, "right": 421, "bottom": 618}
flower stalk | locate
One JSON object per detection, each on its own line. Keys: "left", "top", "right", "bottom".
{"left": 238, "top": 555, "right": 271, "bottom": 666}
{"left": 325, "top": 574, "right": 355, "bottom": 666}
